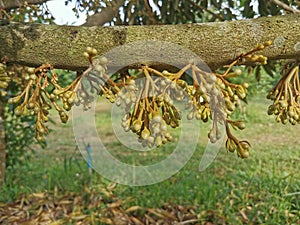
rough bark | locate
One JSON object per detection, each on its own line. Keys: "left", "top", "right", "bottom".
{"left": 0, "top": 0, "right": 49, "bottom": 10}
{"left": 0, "top": 14, "right": 300, "bottom": 71}
{"left": 0, "top": 100, "right": 5, "bottom": 185}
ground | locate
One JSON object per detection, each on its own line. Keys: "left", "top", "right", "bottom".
{"left": 0, "top": 95, "right": 299, "bottom": 224}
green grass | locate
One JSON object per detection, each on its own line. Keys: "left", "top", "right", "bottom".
{"left": 1, "top": 96, "right": 300, "bottom": 224}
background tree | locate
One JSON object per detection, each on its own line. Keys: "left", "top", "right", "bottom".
{"left": 0, "top": 0, "right": 300, "bottom": 186}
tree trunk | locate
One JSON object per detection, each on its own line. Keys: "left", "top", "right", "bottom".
{"left": 0, "top": 14, "right": 300, "bottom": 71}
{"left": 0, "top": 100, "right": 5, "bottom": 186}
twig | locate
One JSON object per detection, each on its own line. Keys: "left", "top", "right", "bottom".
{"left": 84, "top": 0, "right": 125, "bottom": 26}
{"left": 284, "top": 191, "right": 300, "bottom": 196}
{"left": 270, "top": 0, "right": 300, "bottom": 13}
{"left": 187, "top": 0, "right": 225, "bottom": 21}
{"left": 143, "top": 0, "right": 158, "bottom": 24}
{"left": 177, "top": 219, "right": 199, "bottom": 225}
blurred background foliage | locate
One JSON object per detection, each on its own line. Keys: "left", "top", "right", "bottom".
{"left": 65, "top": 0, "right": 300, "bottom": 25}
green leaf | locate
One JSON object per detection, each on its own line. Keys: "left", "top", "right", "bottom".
{"left": 255, "top": 66, "right": 261, "bottom": 82}
{"left": 228, "top": 0, "right": 234, "bottom": 8}
{"left": 270, "top": 2, "right": 280, "bottom": 15}
{"left": 200, "top": 0, "right": 208, "bottom": 8}
{"left": 211, "top": 0, "right": 222, "bottom": 8}
{"left": 263, "top": 61, "right": 277, "bottom": 78}
{"left": 242, "top": 0, "right": 255, "bottom": 18}
{"left": 258, "top": 0, "right": 269, "bottom": 16}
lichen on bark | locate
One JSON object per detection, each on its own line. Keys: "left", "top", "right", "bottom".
{"left": 0, "top": 14, "right": 299, "bottom": 72}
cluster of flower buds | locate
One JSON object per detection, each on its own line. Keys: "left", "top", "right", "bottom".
{"left": 160, "top": 95, "right": 182, "bottom": 129}
{"left": 267, "top": 63, "right": 300, "bottom": 125}
{"left": 8, "top": 66, "right": 57, "bottom": 141}
{"left": 224, "top": 119, "right": 249, "bottom": 158}
{"left": 51, "top": 90, "right": 75, "bottom": 111}
{"left": 6, "top": 47, "right": 113, "bottom": 142}
{"left": 115, "top": 78, "right": 137, "bottom": 109}
{"left": 220, "top": 83, "right": 249, "bottom": 116}
{"left": 116, "top": 74, "right": 180, "bottom": 147}
{"left": 134, "top": 110, "right": 173, "bottom": 148}
{"left": 0, "top": 63, "right": 10, "bottom": 90}
{"left": 97, "top": 40, "right": 272, "bottom": 157}
{"left": 77, "top": 47, "right": 111, "bottom": 109}
{"left": 241, "top": 41, "right": 273, "bottom": 65}
{"left": 74, "top": 88, "right": 94, "bottom": 111}
{"left": 226, "top": 138, "right": 250, "bottom": 158}
{"left": 185, "top": 72, "right": 217, "bottom": 123}
{"left": 156, "top": 76, "right": 187, "bottom": 102}
{"left": 6, "top": 42, "right": 273, "bottom": 158}
{"left": 83, "top": 46, "right": 98, "bottom": 61}
{"left": 244, "top": 53, "right": 268, "bottom": 65}
{"left": 208, "top": 122, "right": 222, "bottom": 144}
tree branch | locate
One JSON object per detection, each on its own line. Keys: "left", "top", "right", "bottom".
{"left": 0, "top": 0, "right": 50, "bottom": 10}
{"left": 0, "top": 14, "right": 300, "bottom": 71}
{"left": 270, "top": 0, "right": 300, "bottom": 14}
{"left": 84, "top": 0, "right": 125, "bottom": 26}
